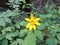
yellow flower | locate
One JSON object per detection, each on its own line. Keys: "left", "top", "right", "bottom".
{"left": 25, "top": 13, "right": 40, "bottom": 31}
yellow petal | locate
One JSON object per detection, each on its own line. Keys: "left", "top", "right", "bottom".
{"left": 30, "top": 13, "right": 34, "bottom": 20}
{"left": 29, "top": 25, "right": 33, "bottom": 31}
{"left": 33, "top": 25, "right": 36, "bottom": 31}
{"left": 25, "top": 18, "right": 30, "bottom": 22}
{"left": 26, "top": 23, "right": 30, "bottom": 28}
{"left": 36, "top": 18, "right": 40, "bottom": 21}
{"left": 35, "top": 22, "right": 40, "bottom": 26}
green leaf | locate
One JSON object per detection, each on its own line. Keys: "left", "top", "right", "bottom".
{"left": 46, "top": 13, "right": 53, "bottom": 18}
{"left": 22, "top": 32, "right": 36, "bottom": 45}
{"left": 10, "top": 41, "right": 17, "bottom": 45}
{"left": 5, "top": 33, "right": 13, "bottom": 40}
{"left": 37, "top": 23, "right": 45, "bottom": 30}
{"left": 4, "top": 17, "right": 11, "bottom": 24}
{"left": 0, "top": 12, "right": 7, "bottom": 18}
{"left": 9, "top": 0, "right": 14, "bottom": 3}
{"left": 11, "top": 31, "right": 19, "bottom": 37}
{"left": 56, "top": 33, "right": 60, "bottom": 40}
{"left": 15, "top": 22, "right": 20, "bottom": 29}
{"left": 50, "top": 29, "right": 57, "bottom": 37}
{"left": 2, "top": 27, "right": 12, "bottom": 32}
{"left": 0, "top": 34, "right": 4, "bottom": 40}
{"left": 5, "top": 31, "right": 19, "bottom": 40}
{"left": 57, "top": 7, "right": 60, "bottom": 15}
{"left": 34, "top": 30, "right": 43, "bottom": 41}
{"left": 13, "top": 5, "right": 19, "bottom": 8}
{"left": 2, "top": 27, "right": 13, "bottom": 35}
{"left": 1, "top": 39, "right": 8, "bottom": 45}
{"left": 6, "top": 10, "right": 18, "bottom": 17}
{"left": 46, "top": 38, "right": 57, "bottom": 45}
{"left": 14, "top": 0, "right": 20, "bottom": 4}
{"left": 50, "top": 25, "right": 60, "bottom": 37}
{"left": 16, "top": 39, "right": 23, "bottom": 45}
{"left": 55, "top": 26, "right": 60, "bottom": 32}
{"left": 0, "top": 19, "right": 6, "bottom": 27}
{"left": 20, "top": 21, "right": 28, "bottom": 26}
{"left": 19, "top": 0, "right": 26, "bottom": 3}
{"left": 20, "top": 29, "right": 28, "bottom": 37}
{"left": 39, "top": 14, "right": 46, "bottom": 19}
{"left": 44, "top": 22, "right": 50, "bottom": 27}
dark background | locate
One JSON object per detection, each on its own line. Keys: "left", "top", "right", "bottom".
{"left": 0, "top": 0, "right": 60, "bottom": 11}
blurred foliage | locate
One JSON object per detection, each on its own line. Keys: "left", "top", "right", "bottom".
{"left": 0, "top": 0, "right": 60, "bottom": 45}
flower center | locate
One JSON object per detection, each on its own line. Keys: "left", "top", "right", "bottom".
{"left": 30, "top": 20, "right": 35, "bottom": 25}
